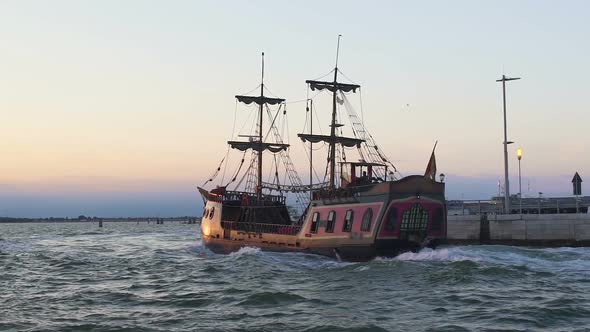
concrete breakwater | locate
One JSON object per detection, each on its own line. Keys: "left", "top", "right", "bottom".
{"left": 446, "top": 213, "right": 590, "bottom": 246}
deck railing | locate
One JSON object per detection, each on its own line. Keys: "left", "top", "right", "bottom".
{"left": 221, "top": 220, "right": 301, "bottom": 236}
{"left": 220, "top": 191, "right": 286, "bottom": 205}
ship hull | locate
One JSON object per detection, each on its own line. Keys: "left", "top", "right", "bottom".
{"left": 202, "top": 234, "right": 433, "bottom": 261}
{"left": 199, "top": 176, "right": 447, "bottom": 262}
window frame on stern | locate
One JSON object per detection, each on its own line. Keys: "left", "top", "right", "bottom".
{"left": 326, "top": 210, "right": 336, "bottom": 233}
{"left": 310, "top": 212, "right": 320, "bottom": 233}
{"left": 401, "top": 203, "right": 429, "bottom": 231}
{"left": 385, "top": 207, "right": 398, "bottom": 232}
{"left": 209, "top": 206, "right": 215, "bottom": 219}
{"left": 343, "top": 209, "right": 354, "bottom": 232}
{"left": 361, "top": 208, "right": 373, "bottom": 232}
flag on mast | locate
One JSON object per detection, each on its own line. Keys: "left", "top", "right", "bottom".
{"left": 424, "top": 141, "right": 438, "bottom": 180}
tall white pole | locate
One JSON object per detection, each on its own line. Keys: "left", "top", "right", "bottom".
{"left": 502, "top": 77, "right": 510, "bottom": 213}
{"left": 518, "top": 158, "right": 522, "bottom": 215}
{"left": 496, "top": 75, "right": 521, "bottom": 214}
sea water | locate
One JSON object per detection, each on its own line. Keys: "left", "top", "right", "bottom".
{"left": 1, "top": 222, "right": 589, "bottom": 331}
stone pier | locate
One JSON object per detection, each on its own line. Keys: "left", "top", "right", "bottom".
{"left": 446, "top": 213, "right": 590, "bottom": 246}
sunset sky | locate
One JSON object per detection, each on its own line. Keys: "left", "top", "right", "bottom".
{"left": 1, "top": 0, "right": 589, "bottom": 217}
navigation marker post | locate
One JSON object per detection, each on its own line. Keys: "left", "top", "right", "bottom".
{"left": 573, "top": 172, "right": 582, "bottom": 213}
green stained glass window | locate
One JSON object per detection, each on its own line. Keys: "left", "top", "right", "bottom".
{"left": 401, "top": 204, "right": 428, "bottom": 231}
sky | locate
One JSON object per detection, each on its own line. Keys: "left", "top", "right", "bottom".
{"left": 1, "top": 0, "right": 589, "bottom": 217}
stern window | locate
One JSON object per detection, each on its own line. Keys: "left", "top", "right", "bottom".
{"left": 326, "top": 211, "right": 336, "bottom": 233}
{"left": 343, "top": 210, "right": 354, "bottom": 232}
{"left": 361, "top": 208, "right": 373, "bottom": 232}
{"left": 209, "top": 207, "right": 215, "bottom": 219}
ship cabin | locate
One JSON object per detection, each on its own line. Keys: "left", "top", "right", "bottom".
{"left": 311, "top": 161, "right": 390, "bottom": 201}
{"left": 340, "top": 161, "right": 389, "bottom": 188}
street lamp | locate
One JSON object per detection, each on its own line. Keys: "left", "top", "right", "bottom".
{"left": 517, "top": 147, "right": 523, "bottom": 215}
{"left": 439, "top": 173, "right": 445, "bottom": 183}
{"left": 496, "top": 74, "right": 521, "bottom": 214}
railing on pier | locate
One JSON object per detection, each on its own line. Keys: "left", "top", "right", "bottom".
{"left": 221, "top": 220, "right": 301, "bottom": 236}
{"left": 447, "top": 196, "right": 590, "bottom": 215}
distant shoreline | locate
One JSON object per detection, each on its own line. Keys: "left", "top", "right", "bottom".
{"left": 0, "top": 217, "right": 200, "bottom": 224}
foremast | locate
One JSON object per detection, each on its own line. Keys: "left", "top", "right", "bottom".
{"left": 228, "top": 52, "right": 288, "bottom": 201}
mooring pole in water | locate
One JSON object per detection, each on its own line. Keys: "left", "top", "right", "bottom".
{"left": 99, "top": 219, "right": 103, "bottom": 228}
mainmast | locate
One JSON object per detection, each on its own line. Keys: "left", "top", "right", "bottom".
{"left": 299, "top": 35, "right": 364, "bottom": 190}
{"left": 329, "top": 35, "right": 342, "bottom": 189}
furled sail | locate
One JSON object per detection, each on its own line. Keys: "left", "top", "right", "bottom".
{"left": 297, "top": 134, "right": 364, "bottom": 148}
{"left": 228, "top": 141, "right": 289, "bottom": 153}
{"left": 305, "top": 80, "right": 360, "bottom": 93}
{"left": 235, "top": 95, "right": 285, "bottom": 106}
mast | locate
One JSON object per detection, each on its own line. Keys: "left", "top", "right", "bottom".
{"left": 258, "top": 52, "right": 264, "bottom": 200}
{"left": 329, "top": 35, "right": 342, "bottom": 189}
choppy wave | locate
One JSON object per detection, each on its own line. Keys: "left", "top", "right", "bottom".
{"left": 2, "top": 222, "right": 590, "bottom": 332}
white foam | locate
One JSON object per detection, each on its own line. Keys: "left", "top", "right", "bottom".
{"left": 229, "top": 246, "right": 261, "bottom": 257}
{"left": 376, "top": 248, "right": 481, "bottom": 262}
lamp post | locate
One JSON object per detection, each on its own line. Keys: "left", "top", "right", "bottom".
{"left": 496, "top": 74, "right": 521, "bottom": 214}
{"left": 517, "top": 147, "right": 523, "bottom": 215}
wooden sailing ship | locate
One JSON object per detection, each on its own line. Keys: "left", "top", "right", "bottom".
{"left": 198, "top": 40, "right": 446, "bottom": 261}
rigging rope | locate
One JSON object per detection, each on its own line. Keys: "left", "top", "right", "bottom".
{"left": 236, "top": 151, "right": 257, "bottom": 191}
{"left": 224, "top": 151, "right": 247, "bottom": 187}
{"left": 263, "top": 104, "right": 282, "bottom": 142}
{"left": 221, "top": 99, "right": 240, "bottom": 184}
{"left": 341, "top": 92, "right": 400, "bottom": 179}
{"left": 311, "top": 68, "right": 336, "bottom": 82}
{"left": 203, "top": 156, "right": 225, "bottom": 186}
{"left": 283, "top": 103, "right": 289, "bottom": 145}
{"left": 240, "top": 84, "right": 262, "bottom": 97}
